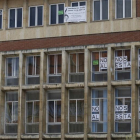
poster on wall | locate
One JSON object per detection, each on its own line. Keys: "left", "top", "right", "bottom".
{"left": 100, "top": 57, "right": 107, "bottom": 69}
{"left": 91, "top": 106, "right": 100, "bottom": 120}
{"left": 115, "top": 113, "right": 131, "bottom": 120}
{"left": 91, "top": 114, "right": 100, "bottom": 121}
{"left": 115, "top": 105, "right": 128, "bottom": 111}
{"left": 64, "top": 6, "right": 86, "bottom": 22}
{"left": 92, "top": 106, "right": 99, "bottom": 112}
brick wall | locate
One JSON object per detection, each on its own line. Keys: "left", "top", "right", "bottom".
{"left": 137, "top": 0, "right": 140, "bottom": 17}
{"left": 0, "top": 30, "right": 140, "bottom": 52}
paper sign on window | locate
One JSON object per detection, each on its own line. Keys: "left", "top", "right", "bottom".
{"left": 58, "top": 10, "right": 64, "bottom": 15}
{"left": 115, "top": 105, "right": 128, "bottom": 111}
{"left": 100, "top": 57, "right": 107, "bottom": 69}
{"left": 93, "top": 60, "right": 98, "bottom": 65}
{"left": 92, "top": 106, "right": 99, "bottom": 112}
{"left": 91, "top": 114, "right": 100, "bottom": 121}
{"left": 115, "top": 113, "right": 131, "bottom": 120}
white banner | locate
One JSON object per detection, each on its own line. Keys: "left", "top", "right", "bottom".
{"left": 100, "top": 57, "right": 107, "bottom": 69}
{"left": 64, "top": 6, "right": 86, "bottom": 22}
{"left": 92, "top": 106, "right": 99, "bottom": 112}
{"left": 115, "top": 105, "right": 128, "bottom": 111}
{"left": 91, "top": 114, "right": 100, "bottom": 121}
{"left": 115, "top": 113, "right": 131, "bottom": 120}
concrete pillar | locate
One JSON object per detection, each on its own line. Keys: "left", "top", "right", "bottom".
{"left": 3, "top": 0, "right": 7, "bottom": 29}
{"left": 23, "top": 0, "right": 28, "bottom": 28}
{"left": 87, "top": 0, "right": 91, "bottom": 23}
{"left": 132, "top": 0, "right": 136, "bottom": 18}
{"left": 109, "top": 0, "right": 115, "bottom": 20}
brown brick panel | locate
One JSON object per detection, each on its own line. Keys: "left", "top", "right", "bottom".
{"left": 0, "top": 31, "right": 140, "bottom": 52}
{"left": 137, "top": 0, "right": 140, "bottom": 17}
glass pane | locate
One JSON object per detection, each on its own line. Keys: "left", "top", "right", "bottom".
{"left": 70, "top": 54, "right": 76, "bottom": 73}
{"left": 0, "top": 10, "right": 2, "bottom": 29}
{"left": 77, "top": 100, "right": 84, "bottom": 122}
{"left": 15, "top": 57, "right": 19, "bottom": 76}
{"left": 49, "top": 101, "right": 54, "bottom": 122}
{"left": 26, "top": 124, "right": 39, "bottom": 133}
{"left": 125, "top": 0, "right": 131, "bottom": 17}
{"left": 115, "top": 122, "right": 131, "bottom": 132}
{"left": 51, "top": 5, "right": 56, "bottom": 24}
{"left": 17, "top": 8, "right": 22, "bottom": 27}
{"left": 33, "top": 101, "right": 39, "bottom": 122}
{"left": 102, "top": 0, "right": 108, "bottom": 20}
{"left": 48, "top": 124, "right": 61, "bottom": 133}
{"left": 117, "top": 0, "right": 123, "bottom": 18}
{"left": 125, "top": 98, "right": 131, "bottom": 113}
{"left": 58, "top": 4, "right": 64, "bottom": 24}
{"left": 92, "top": 52, "right": 99, "bottom": 71}
{"left": 69, "top": 89, "right": 84, "bottom": 99}
{"left": 6, "top": 102, "right": 12, "bottom": 123}
{"left": 100, "top": 99, "right": 107, "bottom": 121}
{"left": 124, "top": 50, "right": 131, "bottom": 70}
{"left": 72, "top": 2, "right": 78, "bottom": 7}
{"left": 36, "top": 56, "right": 40, "bottom": 75}
{"left": 94, "top": 1, "right": 100, "bottom": 20}
{"left": 55, "top": 101, "right": 61, "bottom": 122}
{"left": 30, "top": 7, "right": 35, "bottom": 26}
{"left": 115, "top": 50, "right": 123, "bottom": 70}
{"left": 26, "top": 92, "right": 39, "bottom": 101}
{"left": 48, "top": 92, "right": 61, "bottom": 100}
{"left": 57, "top": 55, "right": 62, "bottom": 73}
{"left": 80, "top": 2, "right": 86, "bottom": 6}
{"left": 13, "top": 102, "right": 18, "bottom": 123}
{"left": 92, "top": 122, "right": 107, "bottom": 132}
{"left": 26, "top": 102, "right": 33, "bottom": 123}
{"left": 6, "top": 92, "right": 18, "bottom": 101}
{"left": 78, "top": 53, "right": 84, "bottom": 72}
{"left": 28, "top": 56, "right": 33, "bottom": 75}
{"left": 116, "top": 88, "right": 131, "bottom": 97}
{"left": 69, "top": 123, "right": 84, "bottom": 133}
{"left": 37, "top": 6, "right": 43, "bottom": 25}
{"left": 5, "top": 124, "right": 17, "bottom": 133}
{"left": 7, "top": 58, "right": 12, "bottom": 76}
{"left": 69, "top": 100, "right": 76, "bottom": 122}
{"left": 49, "top": 55, "right": 54, "bottom": 74}
{"left": 10, "top": 9, "right": 15, "bottom": 28}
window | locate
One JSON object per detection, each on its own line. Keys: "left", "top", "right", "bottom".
{"left": 69, "top": 89, "right": 84, "bottom": 133}
{"left": 29, "top": 6, "right": 43, "bottom": 26}
{"left": 115, "top": 50, "right": 131, "bottom": 80}
{"left": 48, "top": 54, "right": 61, "bottom": 84}
{"left": 69, "top": 53, "right": 84, "bottom": 83}
{"left": 26, "top": 91, "right": 39, "bottom": 134}
{"left": 91, "top": 88, "right": 107, "bottom": 133}
{"left": 50, "top": 4, "right": 64, "bottom": 25}
{"left": 92, "top": 51, "right": 107, "bottom": 81}
{"left": 115, "top": 87, "right": 131, "bottom": 132}
{"left": 93, "top": 0, "right": 108, "bottom": 21}
{"left": 71, "top": 1, "right": 86, "bottom": 7}
{"left": 0, "top": 10, "right": 2, "bottom": 29}
{"left": 5, "top": 92, "right": 18, "bottom": 134}
{"left": 6, "top": 57, "right": 19, "bottom": 86}
{"left": 9, "top": 8, "right": 22, "bottom": 28}
{"left": 26, "top": 56, "right": 40, "bottom": 85}
{"left": 47, "top": 91, "right": 61, "bottom": 133}
{"left": 116, "top": 0, "right": 131, "bottom": 19}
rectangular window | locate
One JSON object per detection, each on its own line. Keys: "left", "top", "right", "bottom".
{"left": 71, "top": 1, "right": 86, "bottom": 7}
{"left": 92, "top": 51, "right": 107, "bottom": 81}
{"left": 48, "top": 54, "right": 61, "bottom": 84}
{"left": 47, "top": 91, "right": 61, "bottom": 133}
{"left": 116, "top": 0, "right": 131, "bottom": 19}
{"left": 69, "top": 89, "right": 84, "bottom": 133}
{"left": 91, "top": 88, "right": 107, "bottom": 133}
{"left": 26, "top": 56, "right": 40, "bottom": 85}
{"left": 9, "top": 8, "right": 22, "bottom": 28}
{"left": 115, "top": 87, "right": 131, "bottom": 132}
{"left": 26, "top": 91, "right": 39, "bottom": 134}
{"left": 29, "top": 6, "right": 43, "bottom": 26}
{"left": 93, "top": 0, "right": 108, "bottom": 21}
{"left": 115, "top": 50, "right": 131, "bottom": 80}
{"left": 6, "top": 57, "right": 19, "bottom": 86}
{"left": 0, "top": 10, "right": 3, "bottom": 29}
{"left": 69, "top": 53, "right": 84, "bottom": 83}
{"left": 5, "top": 92, "right": 18, "bottom": 134}
{"left": 50, "top": 4, "right": 64, "bottom": 25}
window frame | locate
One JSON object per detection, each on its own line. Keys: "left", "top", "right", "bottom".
{"left": 0, "top": 9, "right": 3, "bottom": 29}
{"left": 28, "top": 5, "right": 44, "bottom": 27}
{"left": 115, "top": 0, "right": 132, "bottom": 19}
{"left": 93, "top": 0, "right": 109, "bottom": 21}
{"left": 71, "top": 1, "right": 87, "bottom": 7}
{"left": 8, "top": 7, "right": 23, "bottom": 28}
{"left": 138, "top": 49, "right": 140, "bottom": 79}
{"left": 49, "top": 3, "right": 65, "bottom": 25}
{"left": 4, "top": 92, "right": 18, "bottom": 134}
{"left": 46, "top": 90, "right": 61, "bottom": 134}
{"left": 114, "top": 87, "right": 132, "bottom": 133}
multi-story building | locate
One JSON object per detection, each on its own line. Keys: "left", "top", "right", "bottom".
{"left": 0, "top": 0, "right": 140, "bottom": 140}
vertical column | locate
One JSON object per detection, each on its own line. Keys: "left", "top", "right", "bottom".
{"left": 131, "top": 45, "right": 136, "bottom": 140}
{"left": 3, "top": 0, "right": 7, "bottom": 29}
{"left": 107, "top": 47, "right": 112, "bottom": 140}
{"left": 109, "top": 0, "right": 115, "bottom": 20}
{"left": 17, "top": 52, "right": 23, "bottom": 140}
{"left": 132, "top": 0, "right": 136, "bottom": 18}
{"left": 23, "top": 0, "right": 28, "bottom": 28}
{"left": 87, "top": 0, "right": 91, "bottom": 23}
{"left": 39, "top": 51, "right": 45, "bottom": 140}
{"left": 44, "top": 0, "right": 47, "bottom": 26}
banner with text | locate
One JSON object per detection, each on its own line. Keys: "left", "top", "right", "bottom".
{"left": 115, "top": 113, "right": 131, "bottom": 120}
{"left": 100, "top": 57, "right": 107, "bottom": 69}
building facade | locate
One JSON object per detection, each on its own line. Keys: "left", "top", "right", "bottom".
{"left": 0, "top": 0, "right": 140, "bottom": 140}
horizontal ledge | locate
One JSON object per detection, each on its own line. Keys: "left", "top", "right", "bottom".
{"left": 21, "top": 134, "right": 39, "bottom": 139}
{"left": 1, "top": 86, "right": 19, "bottom": 91}
{"left": 111, "top": 133, "right": 132, "bottom": 138}
{"left": 136, "top": 133, "right": 140, "bottom": 137}
{"left": 43, "top": 84, "right": 61, "bottom": 89}
{"left": 136, "top": 80, "right": 140, "bottom": 85}
{"left": 111, "top": 80, "right": 131, "bottom": 86}
{"left": 65, "top": 134, "right": 84, "bottom": 138}
{"left": 0, "top": 135, "right": 17, "bottom": 139}
{"left": 43, "top": 134, "right": 61, "bottom": 139}
{"left": 87, "top": 134, "right": 107, "bottom": 138}
{"left": 88, "top": 82, "right": 107, "bottom": 87}
{"left": 22, "top": 85, "right": 40, "bottom": 90}
{"left": 65, "top": 83, "right": 84, "bottom": 88}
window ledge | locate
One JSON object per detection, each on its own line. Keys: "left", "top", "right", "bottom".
{"left": 6, "top": 27, "right": 23, "bottom": 30}
{"left": 48, "top": 23, "right": 65, "bottom": 26}
{"left": 111, "top": 133, "right": 132, "bottom": 138}
{"left": 65, "top": 134, "right": 84, "bottom": 139}
{"left": 136, "top": 80, "right": 140, "bottom": 85}
{"left": 43, "top": 84, "right": 61, "bottom": 89}
{"left": 88, "top": 82, "right": 107, "bottom": 87}
{"left": 22, "top": 85, "right": 40, "bottom": 90}
{"left": 68, "top": 21, "right": 87, "bottom": 25}
{"left": 66, "top": 83, "right": 84, "bottom": 88}
{"left": 1, "top": 86, "right": 19, "bottom": 91}
{"left": 21, "top": 134, "right": 39, "bottom": 139}
{"left": 111, "top": 80, "right": 131, "bottom": 86}
{"left": 0, "top": 135, "right": 17, "bottom": 139}
{"left": 114, "top": 17, "right": 133, "bottom": 21}
{"left": 91, "top": 19, "right": 109, "bottom": 23}
{"left": 27, "top": 25, "right": 44, "bottom": 28}
{"left": 87, "top": 133, "right": 107, "bottom": 138}
{"left": 43, "top": 134, "right": 61, "bottom": 139}
{"left": 136, "top": 133, "right": 140, "bottom": 137}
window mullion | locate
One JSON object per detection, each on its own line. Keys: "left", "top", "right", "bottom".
{"left": 56, "top": 55, "right": 58, "bottom": 74}
{"left": 54, "top": 101, "right": 55, "bottom": 123}
{"left": 57, "top": 5, "right": 58, "bottom": 24}
{"left": 123, "top": 0, "right": 125, "bottom": 18}
{"left": 32, "top": 101, "right": 34, "bottom": 123}
{"left": 15, "top": 9, "right": 17, "bottom": 28}
{"left": 12, "top": 102, "right": 13, "bottom": 123}
{"left": 100, "top": 0, "right": 102, "bottom": 20}
{"left": 13, "top": 58, "right": 16, "bottom": 77}
{"left": 99, "top": 52, "right": 101, "bottom": 72}
{"left": 35, "top": 7, "right": 37, "bottom": 26}
{"left": 12, "top": 58, "right": 14, "bottom": 77}
{"left": 76, "top": 100, "right": 77, "bottom": 122}
{"left": 35, "top": 56, "right": 36, "bottom": 75}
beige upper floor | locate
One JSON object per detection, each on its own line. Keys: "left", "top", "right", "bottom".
{"left": 0, "top": 0, "right": 139, "bottom": 42}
